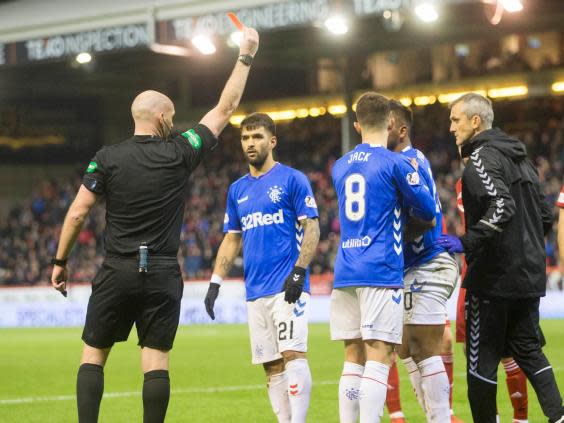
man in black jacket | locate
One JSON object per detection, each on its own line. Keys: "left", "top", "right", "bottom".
{"left": 438, "top": 93, "right": 564, "bottom": 423}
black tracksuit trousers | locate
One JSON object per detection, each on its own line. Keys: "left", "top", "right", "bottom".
{"left": 466, "top": 294, "right": 564, "bottom": 422}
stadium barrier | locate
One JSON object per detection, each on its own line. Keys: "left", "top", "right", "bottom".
{"left": 1, "top": 270, "right": 563, "bottom": 328}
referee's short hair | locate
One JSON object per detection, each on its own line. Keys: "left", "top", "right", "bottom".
{"left": 389, "top": 99, "right": 413, "bottom": 133}
{"left": 450, "top": 93, "right": 494, "bottom": 129}
{"left": 240, "top": 113, "right": 276, "bottom": 136}
{"left": 355, "top": 92, "right": 391, "bottom": 131}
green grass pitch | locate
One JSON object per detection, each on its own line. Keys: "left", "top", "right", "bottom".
{"left": 1, "top": 321, "right": 563, "bottom": 422}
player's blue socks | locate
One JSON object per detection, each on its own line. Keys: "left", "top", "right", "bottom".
{"left": 143, "top": 370, "right": 170, "bottom": 423}
{"left": 77, "top": 363, "right": 104, "bottom": 423}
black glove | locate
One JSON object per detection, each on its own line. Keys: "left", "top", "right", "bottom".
{"left": 204, "top": 282, "right": 220, "bottom": 320}
{"left": 283, "top": 266, "right": 306, "bottom": 304}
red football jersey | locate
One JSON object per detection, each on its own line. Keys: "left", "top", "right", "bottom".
{"left": 455, "top": 178, "right": 467, "bottom": 343}
{"left": 557, "top": 184, "right": 564, "bottom": 208}
{"left": 456, "top": 178, "right": 465, "bottom": 228}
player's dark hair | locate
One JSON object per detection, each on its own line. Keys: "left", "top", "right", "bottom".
{"left": 355, "top": 92, "right": 391, "bottom": 130}
{"left": 240, "top": 113, "right": 276, "bottom": 136}
{"left": 389, "top": 100, "right": 413, "bottom": 133}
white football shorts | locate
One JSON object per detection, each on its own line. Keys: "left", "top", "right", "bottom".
{"left": 247, "top": 291, "right": 309, "bottom": 365}
{"left": 330, "top": 286, "right": 403, "bottom": 344}
{"left": 403, "top": 252, "right": 459, "bottom": 325}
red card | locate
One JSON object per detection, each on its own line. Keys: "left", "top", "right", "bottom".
{"left": 227, "top": 12, "right": 244, "bottom": 31}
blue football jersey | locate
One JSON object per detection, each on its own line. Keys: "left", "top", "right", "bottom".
{"left": 224, "top": 163, "right": 319, "bottom": 301}
{"left": 400, "top": 146, "right": 446, "bottom": 269}
{"left": 332, "top": 143, "right": 435, "bottom": 289}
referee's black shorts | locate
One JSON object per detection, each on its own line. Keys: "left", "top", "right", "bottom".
{"left": 82, "top": 256, "right": 183, "bottom": 351}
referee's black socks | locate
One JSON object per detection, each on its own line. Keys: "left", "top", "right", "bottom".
{"left": 143, "top": 370, "right": 170, "bottom": 423}
{"left": 77, "top": 363, "right": 104, "bottom": 423}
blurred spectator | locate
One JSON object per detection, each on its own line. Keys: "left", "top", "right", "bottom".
{"left": 1, "top": 98, "right": 562, "bottom": 287}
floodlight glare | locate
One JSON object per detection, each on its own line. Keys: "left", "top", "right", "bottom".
{"left": 324, "top": 16, "right": 348, "bottom": 35}
{"left": 191, "top": 35, "right": 216, "bottom": 55}
{"left": 499, "top": 0, "right": 523, "bottom": 13}
{"left": 229, "top": 31, "right": 243, "bottom": 48}
{"left": 415, "top": 3, "right": 439, "bottom": 22}
{"left": 76, "top": 52, "right": 92, "bottom": 64}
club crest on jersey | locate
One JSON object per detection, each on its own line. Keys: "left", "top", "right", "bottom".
{"left": 406, "top": 172, "right": 420, "bottom": 185}
{"left": 268, "top": 186, "right": 284, "bottom": 203}
{"left": 304, "top": 196, "right": 317, "bottom": 208}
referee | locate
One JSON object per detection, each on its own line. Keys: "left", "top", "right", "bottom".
{"left": 50, "top": 27, "right": 259, "bottom": 423}
{"left": 438, "top": 93, "right": 564, "bottom": 423}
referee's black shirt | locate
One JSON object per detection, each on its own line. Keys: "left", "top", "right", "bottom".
{"left": 82, "top": 124, "right": 217, "bottom": 256}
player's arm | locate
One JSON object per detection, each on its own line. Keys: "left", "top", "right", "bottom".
{"left": 212, "top": 232, "right": 243, "bottom": 278}
{"left": 282, "top": 217, "right": 320, "bottom": 304}
{"left": 51, "top": 185, "right": 99, "bottom": 295}
{"left": 404, "top": 216, "right": 436, "bottom": 242}
{"left": 442, "top": 149, "right": 516, "bottom": 255}
{"left": 204, "top": 232, "right": 242, "bottom": 320}
{"left": 199, "top": 27, "right": 259, "bottom": 138}
{"left": 283, "top": 174, "right": 320, "bottom": 303}
{"left": 393, "top": 157, "right": 436, "bottom": 222}
{"left": 295, "top": 218, "right": 320, "bottom": 269}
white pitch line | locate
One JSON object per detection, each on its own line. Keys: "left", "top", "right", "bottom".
{"left": 3, "top": 365, "right": 562, "bottom": 406}
{"left": 0, "top": 381, "right": 338, "bottom": 406}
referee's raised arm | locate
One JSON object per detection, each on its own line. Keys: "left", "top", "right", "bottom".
{"left": 200, "top": 26, "right": 259, "bottom": 138}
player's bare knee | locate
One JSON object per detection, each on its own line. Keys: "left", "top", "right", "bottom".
{"left": 263, "top": 358, "right": 285, "bottom": 377}
{"left": 396, "top": 340, "right": 410, "bottom": 360}
{"left": 281, "top": 350, "right": 306, "bottom": 363}
{"left": 440, "top": 326, "right": 453, "bottom": 355}
{"left": 344, "top": 339, "right": 365, "bottom": 365}
{"left": 408, "top": 335, "right": 433, "bottom": 363}
{"left": 364, "top": 339, "right": 394, "bottom": 365}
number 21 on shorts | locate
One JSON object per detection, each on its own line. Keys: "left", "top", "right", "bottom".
{"left": 278, "top": 321, "right": 294, "bottom": 340}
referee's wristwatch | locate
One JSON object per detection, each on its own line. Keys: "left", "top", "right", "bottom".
{"left": 50, "top": 257, "right": 68, "bottom": 266}
{"left": 238, "top": 54, "right": 253, "bottom": 66}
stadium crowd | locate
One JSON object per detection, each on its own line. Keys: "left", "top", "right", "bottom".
{"left": 0, "top": 97, "right": 562, "bottom": 286}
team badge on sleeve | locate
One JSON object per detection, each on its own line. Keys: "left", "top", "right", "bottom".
{"left": 406, "top": 171, "right": 420, "bottom": 185}
{"left": 557, "top": 190, "right": 564, "bottom": 207}
{"left": 86, "top": 161, "right": 97, "bottom": 173}
{"left": 305, "top": 196, "right": 317, "bottom": 208}
{"left": 181, "top": 129, "right": 202, "bottom": 150}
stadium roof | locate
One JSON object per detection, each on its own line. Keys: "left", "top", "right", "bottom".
{"left": 0, "top": 0, "right": 275, "bottom": 41}
{"left": 0, "top": 0, "right": 563, "bottom": 125}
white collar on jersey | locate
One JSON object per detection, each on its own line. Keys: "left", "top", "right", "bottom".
{"left": 402, "top": 145, "right": 413, "bottom": 152}
{"left": 365, "top": 143, "right": 384, "bottom": 148}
